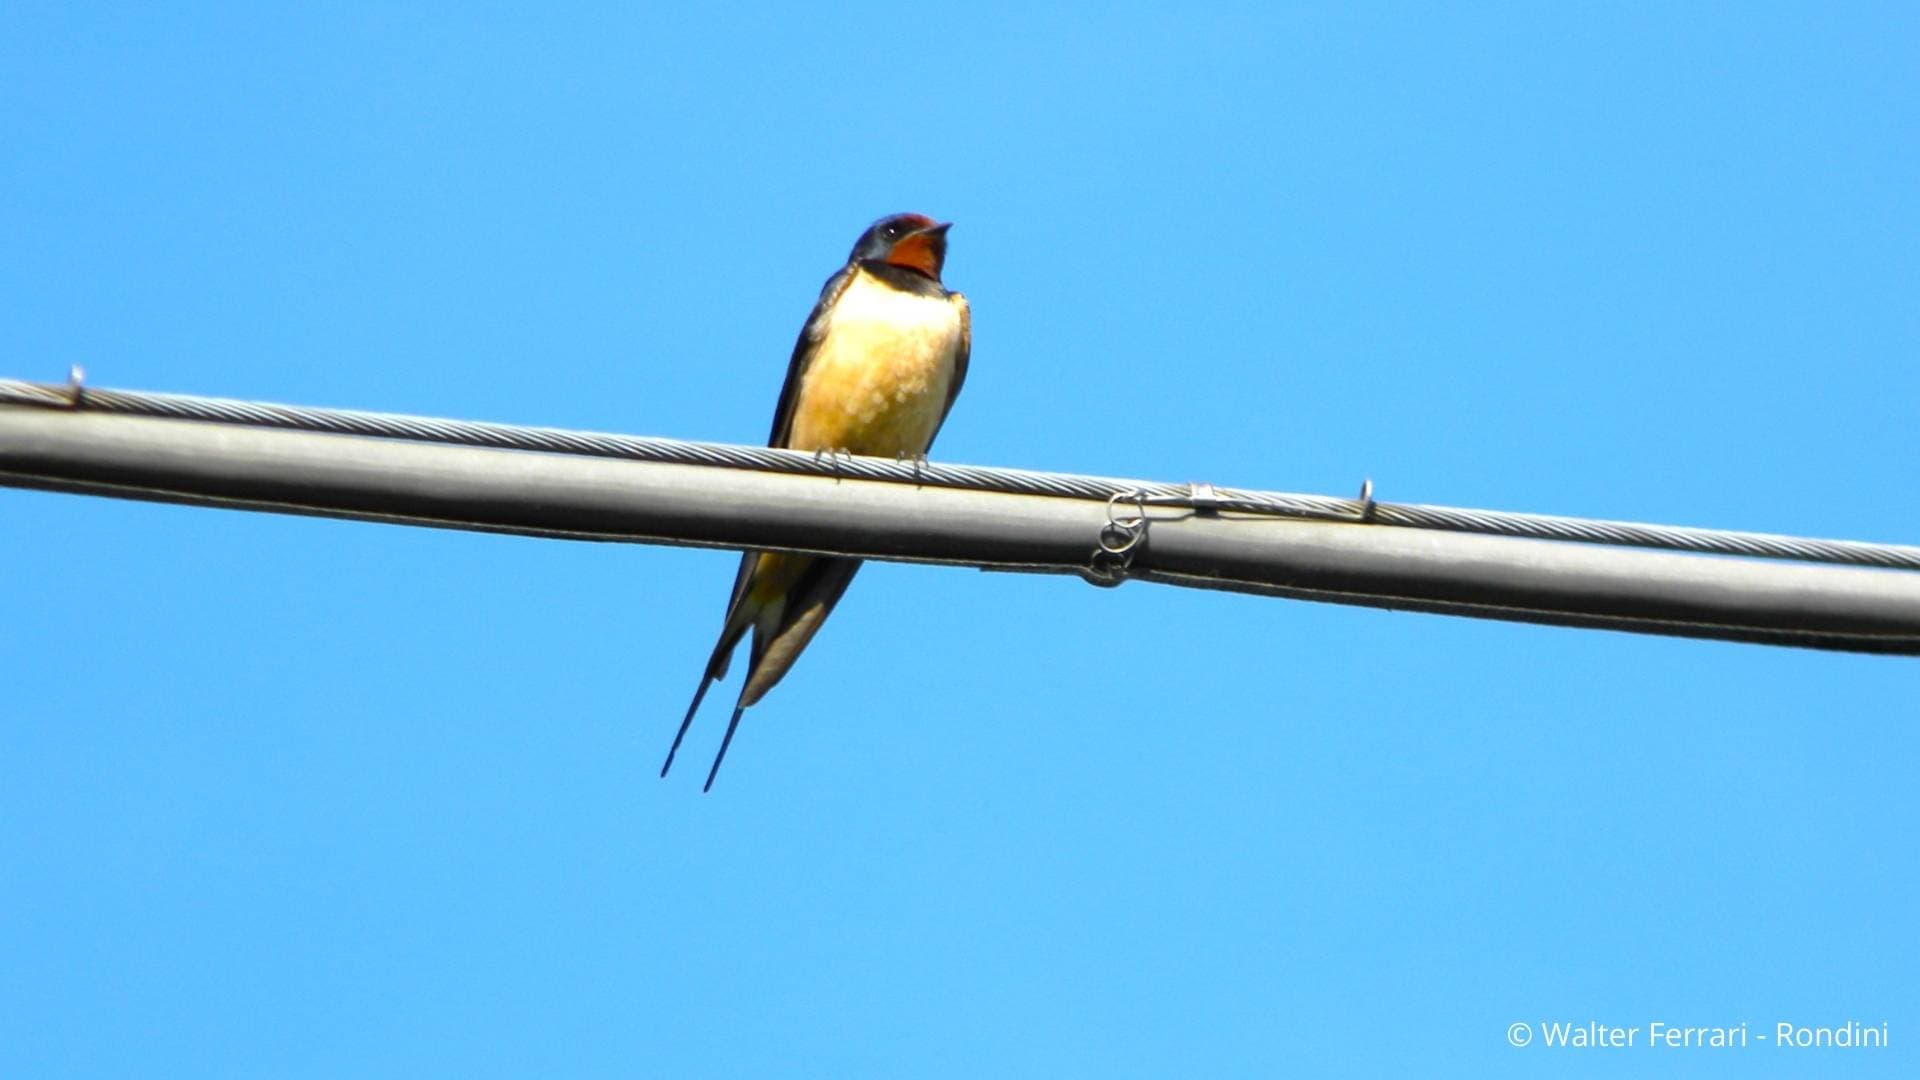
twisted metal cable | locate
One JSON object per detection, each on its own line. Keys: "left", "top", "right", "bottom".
{"left": 6, "top": 375, "right": 1918, "bottom": 573}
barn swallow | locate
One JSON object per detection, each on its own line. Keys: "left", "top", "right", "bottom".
{"left": 660, "top": 213, "right": 971, "bottom": 790}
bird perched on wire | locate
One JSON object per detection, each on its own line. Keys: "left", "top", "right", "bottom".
{"left": 661, "top": 213, "right": 970, "bottom": 791}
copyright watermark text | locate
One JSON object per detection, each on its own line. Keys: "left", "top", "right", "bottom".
{"left": 1507, "top": 1020, "right": 1888, "bottom": 1051}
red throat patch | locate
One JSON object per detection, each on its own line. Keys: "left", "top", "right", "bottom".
{"left": 882, "top": 231, "right": 943, "bottom": 278}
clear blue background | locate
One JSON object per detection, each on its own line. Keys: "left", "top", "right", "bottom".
{"left": 3, "top": 4, "right": 1915, "bottom": 1077}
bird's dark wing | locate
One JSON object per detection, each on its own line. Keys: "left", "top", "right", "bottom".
{"left": 660, "top": 263, "right": 859, "bottom": 783}
{"left": 712, "top": 262, "right": 858, "bottom": 637}
{"left": 767, "top": 264, "right": 857, "bottom": 447}
{"left": 702, "top": 556, "right": 862, "bottom": 792}
{"left": 738, "top": 557, "right": 862, "bottom": 710}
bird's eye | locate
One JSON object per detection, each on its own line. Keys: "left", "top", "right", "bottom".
{"left": 882, "top": 223, "right": 903, "bottom": 238}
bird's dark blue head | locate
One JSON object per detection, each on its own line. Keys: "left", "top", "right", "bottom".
{"left": 848, "top": 213, "right": 952, "bottom": 280}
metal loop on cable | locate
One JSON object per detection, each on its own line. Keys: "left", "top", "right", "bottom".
{"left": 1085, "top": 488, "right": 1149, "bottom": 586}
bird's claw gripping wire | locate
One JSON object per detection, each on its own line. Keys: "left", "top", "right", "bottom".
{"left": 812, "top": 446, "right": 855, "bottom": 479}
{"left": 896, "top": 449, "right": 931, "bottom": 482}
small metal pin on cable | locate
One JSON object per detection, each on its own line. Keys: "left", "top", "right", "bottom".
{"left": 1353, "top": 478, "right": 1376, "bottom": 523}
{"left": 66, "top": 364, "right": 87, "bottom": 408}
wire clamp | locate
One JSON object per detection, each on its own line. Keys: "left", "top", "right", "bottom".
{"left": 1189, "top": 481, "right": 1219, "bottom": 514}
{"left": 66, "top": 364, "right": 87, "bottom": 408}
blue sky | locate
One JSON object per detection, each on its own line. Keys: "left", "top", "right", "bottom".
{"left": 3, "top": 4, "right": 1916, "bottom": 1076}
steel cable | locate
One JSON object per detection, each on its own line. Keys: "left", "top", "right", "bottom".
{"left": 5, "top": 375, "right": 1917, "bottom": 573}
